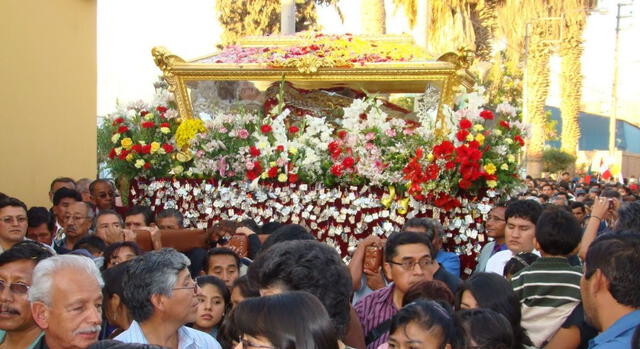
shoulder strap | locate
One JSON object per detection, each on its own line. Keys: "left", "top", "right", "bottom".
{"left": 364, "top": 318, "right": 392, "bottom": 346}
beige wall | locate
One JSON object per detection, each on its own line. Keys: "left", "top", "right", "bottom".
{"left": 0, "top": 0, "right": 97, "bottom": 207}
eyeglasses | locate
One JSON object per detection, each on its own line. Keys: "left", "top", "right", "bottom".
{"left": 486, "top": 215, "right": 505, "bottom": 222}
{"left": 97, "top": 192, "right": 115, "bottom": 199}
{"left": 240, "top": 338, "right": 275, "bottom": 349}
{"left": 172, "top": 279, "right": 198, "bottom": 294}
{"left": 0, "top": 280, "right": 30, "bottom": 295}
{"left": 64, "top": 215, "right": 89, "bottom": 222}
{"left": 1, "top": 216, "right": 27, "bottom": 225}
{"left": 388, "top": 256, "right": 433, "bottom": 271}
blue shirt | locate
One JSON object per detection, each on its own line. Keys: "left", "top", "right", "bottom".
{"left": 588, "top": 309, "right": 640, "bottom": 349}
{"left": 115, "top": 320, "right": 222, "bottom": 349}
{"left": 436, "top": 250, "right": 460, "bottom": 277}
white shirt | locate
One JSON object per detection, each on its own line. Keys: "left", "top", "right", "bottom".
{"left": 485, "top": 249, "right": 541, "bottom": 275}
{"left": 115, "top": 320, "right": 221, "bottom": 349}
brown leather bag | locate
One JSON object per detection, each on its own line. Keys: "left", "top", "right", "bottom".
{"left": 363, "top": 246, "right": 383, "bottom": 272}
{"left": 226, "top": 234, "right": 249, "bottom": 258}
{"left": 134, "top": 229, "right": 209, "bottom": 252}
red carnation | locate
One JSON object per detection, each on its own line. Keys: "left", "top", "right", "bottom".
{"left": 480, "top": 110, "right": 494, "bottom": 120}
{"left": 456, "top": 130, "right": 470, "bottom": 142}
{"left": 260, "top": 124, "right": 272, "bottom": 134}
{"left": 141, "top": 144, "right": 152, "bottom": 154}
{"left": 112, "top": 117, "right": 124, "bottom": 126}
{"left": 276, "top": 145, "right": 285, "bottom": 152}
{"left": 117, "top": 126, "right": 129, "bottom": 134}
{"left": 131, "top": 144, "right": 143, "bottom": 153}
{"left": 156, "top": 106, "right": 167, "bottom": 113}
{"left": 331, "top": 164, "right": 344, "bottom": 177}
{"left": 142, "top": 121, "right": 155, "bottom": 129}
{"left": 268, "top": 166, "right": 278, "bottom": 178}
{"left": 458, "top": 178, "right": 472, "bottom": 190}
{"left": 445, "top": 161, "right": 456, "bottom": 170}
{"left": 143, "top": 162, "right": 151, "bottom": 169}
{"left": 160, "top": 122, "right": 170, "bottom": 128}
{"left": 500, "top": 120, "right": 511, "bottom": 129}
{"left": 328, "top": 141, "right": 341, "bottom": 159}
{"left": 288, "top": 173, "right": 299, "bottom": 183}
{"left": 108, "top": 148, "right": 116, "bottom": 159}
{"left": 289, "top": 126, "right": 299, "bottom": 134}
{"left": 118, "top": 149, "right": 128, "bottom": 160}
{"left": 342, "top": 157, "right": 355, "bottom": 168}
{"left": 140, "top": 110, "right": 149, "bottom": 116}
{"left": 246, "top": 162, "right": 263, "bottom": 181}
{"left": 162, "top": 144, "right": 173, "bottom": 153}
{"left": 433, "top": 141, "right": 455, "bottom": 159}
{"left": 337, "top": 130, "right": 347, "bottom": 139}
{"left": 514, "top": 135, "right": 525, "bottom": 146}
{"left": 459, "top": 118, "right": 472, "bottom": 129}
{"left": 249, "top": 146, "right": 261, "bottom": 157}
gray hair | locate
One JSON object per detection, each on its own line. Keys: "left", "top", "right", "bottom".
{"left": 403, "top": 218, "right": 444, "bottom": 239}
{"left": 93, "top": 209, "right": 124, "bottom": 230}
{"left": 122, "top": 248, "right": 190, "bottom": 322}
{"left": 76, "top": 178, "right": 92, "bottom": 194}
{"left": 155, "top": 208, "right": 184, "bottom": 228}
{"left": 28, "top": 254, "right": 104, "bottom": 306}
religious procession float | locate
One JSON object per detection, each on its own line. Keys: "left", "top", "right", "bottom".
{"left": 98, "top": 33, "right": 528, "bottom": 274}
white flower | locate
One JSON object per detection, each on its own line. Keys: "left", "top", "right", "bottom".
{"left": 496, "top": 102, "right": 516, "bottom": 117}
{"left": 111, "top": 133, "right": 121, "bottom": 143}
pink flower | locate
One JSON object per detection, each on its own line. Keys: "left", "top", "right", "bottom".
{"left": 276, "top": 157, "right": 287, "bottom": 167}
{"left": 365, "top": 132, "right": 375, "bottom": 141}
{"left": 237, "top": 129, "right": 249, "bottom": 139}
{"left": 245, "top": 161, "right": 255, "bottom": 170}
{"left": 365, "top": 143, "right": 375, "bottom": 150}
{"left": 403, "top": 128, "right": 415, "bottom": 135}
{"left": 385, "top": 129, "right": 397, "bottom": 137}
{"left": 218, "top": 127, "right": 228, "bottom": 134}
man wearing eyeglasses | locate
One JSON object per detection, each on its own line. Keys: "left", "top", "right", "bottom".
{"left": 0, "top": 197, "right": 29, "bottom": 254}
{"left": 54, "top": 202, "right": 94, "bottom": 254}
{"left": 474, "top": 201, "right": 509, "bottom": 273}
{"left": 355, "top": 231, "right": 436, "bottom": 349}
{"left": 115, "top": 248, "right": 221, "bottom": 349}
{"left": 0, "top": 241, "right": 53, "bottom": 348}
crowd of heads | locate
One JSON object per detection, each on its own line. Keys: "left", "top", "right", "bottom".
{"left": 0, "top": 173, "right": 638, "bottom": 349}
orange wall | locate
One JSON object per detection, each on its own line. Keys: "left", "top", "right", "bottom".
{"left": 0, "top": 0, "right": 97, "bottom": 207}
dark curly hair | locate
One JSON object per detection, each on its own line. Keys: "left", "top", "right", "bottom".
{"left": 247, "top": 240, "right": 352, "bottom": 338}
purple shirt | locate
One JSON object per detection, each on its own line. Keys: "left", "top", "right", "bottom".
{"left": 354, "top": 284, "right": 398, "bottom": 349}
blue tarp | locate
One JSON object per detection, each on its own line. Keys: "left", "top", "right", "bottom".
{"left": 545, "top": 106, "right": 640, "bottom": 153}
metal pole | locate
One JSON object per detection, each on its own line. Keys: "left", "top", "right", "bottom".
{"left": 609, "top": 3, "right": 632, "bottom": 153}
{"left": 281, "top": 0, "right": 296, "bottom": 35}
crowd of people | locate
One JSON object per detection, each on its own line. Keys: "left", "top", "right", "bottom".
{"left": 0, "top": 174, "right": 639, "bottom": 349}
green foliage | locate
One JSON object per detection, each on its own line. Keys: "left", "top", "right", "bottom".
{"left": 542, "top": 148, "right": 576, "bottom": 174}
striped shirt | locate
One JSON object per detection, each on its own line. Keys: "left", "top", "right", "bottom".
{"left": 354, "top": 284, "right": 398, "bottom": 349}
{"left": 115, "top": 320, "right": 222, "bottom": 349}
{"left": 511, "top": 257, "right": 582, "bottom": 347}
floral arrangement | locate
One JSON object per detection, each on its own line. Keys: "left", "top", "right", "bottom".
{"left": 205, "top": 33, "right": 431, "bottom": 72}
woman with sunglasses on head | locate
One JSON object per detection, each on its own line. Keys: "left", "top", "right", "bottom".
{"left": 229, "top": 291, "right": 339, "bottom": 349}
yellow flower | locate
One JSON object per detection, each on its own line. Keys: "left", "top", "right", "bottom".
{"left": 257, "top": 141, "right": 268, "bottom": 150}
{"left": 484, "top": 163, "right": 497, "bottom": 175}
{"left": 475, "top": 133, "right": 485, "bottom": 145}
{"left": 175, "top": 151, "right": 193, "bottom": 163}
{"left": 507, "top": 154, "right": 516, "bottom": 163}
{"left": 487, "top": 180, "right": 497, "bottom": 188}
{"left": 120, "top": 137, "right": 133, "bottom": 150}
{"left": 144, "top": 112, "right": 155, "bottom": 121}
{"left": 288, "top": 146, "right": 298, "bottom": 155}
{"left": 427, "top": 153, "right": 434, "bottom": 162}
{"left": 175, "top": 119, "right": 206, "bottom": 149}
{"left": 134, "top": 159, "right": 145, "bottom": 168}
{"left": 261, "top": 171, "right": 268, "bottom": 179}
{"left": 473, "top": 124, "right": 484, "bottom": 132}
{"left": 493, "top": 129, "right": 503, "bottom": 136}
{"left": 172, "top": 165, "right": 184, "bottom": 175}
{"left": 501, "top": 163, "right": 509, "bottom": 170}
{"left": 111, "top": 133, "right": 121, "bottom": 144}
{"left": 150, "top": 142, "right": 161, "bottom": 154}
{"left": 125, "top": 153, "right": 134, "bottom": 162}
{"left": 160, "top": 127, "right": 170, "bottom": 134}
{"left": 269, "top": 161, "right": 276, "bottom": 167}
{"left": 278, "top": 173, "right": 288, "bottom": 182}
{"left": 505, "top": 138, "right": 514, "bottom": 145}
{"left": 114, "top": 147, "right": 123, "bottom": 156}
{"left": 466, "top": 133, "right": 474, "bottom": 142}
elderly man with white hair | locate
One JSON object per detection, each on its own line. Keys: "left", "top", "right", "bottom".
{"left": 29, "top": 254, "right": 104, "bottom": 349}
{"left": 115, "top": 248, "right": 221, "bottom": 349}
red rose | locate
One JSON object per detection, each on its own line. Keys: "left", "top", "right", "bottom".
{"left": 500, "top": 120, "right": 511, "bottom": 129}
{"left": 140, "top": 110, "right": 149, "bottom": 116}
{"left": 108, "top": 148, "right": 116, "bottom": 159}
{"left": 131, "top": 144, "right": 143, "bottom": 153}
{"left": 328, "top": 141, "right": 341, "bottom": 159}
{"left": 117, "top": 126, "right": 129, "bottom": 134}
{"left": 142, "top": 121, "right": 155, "bottom": 129}
{"left": 480, "top": 110, "right": 494, "bottom": 120}
{"left": 288, "top": 173, "right": 299, "bottom": 183}
{"left": 156, "top": 106, "right": 167, "bottom": 113}
{"left": 456, "top": 130, "right": 469, "bottom": 142}
{"left": 342, "top": 157, "right": 355, "bottom": 168}
{"left": 249, "top": 146, "right": 261, "bottom": 157}
{"left": 289, "top": 126, "right": 299, "bottom": 134}
{"left": 162, "top": 144, "right": 173, "bottom": 153}
{"left": 330, "top": 164, "right": 344, "bottom": 177}
{"left": 246, "top": 162, "right": 263, "bottom": 181}
{"left": 160, "top": 122, "right": 170, "bottom": 128}
{"left": 268, "top": 166, "right": 278, "bottom": 178}
{"left": 260, "top": 124, "right": 272, "bottom": 134}
{"left": 459, "top": 118, "right": 472, "bottom": 129}
{"left": 143, "top": 162, "right": 151, "bottom": 169}
{"left": 112, "top": 117, "right": 124, "bottom": 126}
{"left": 118, "top": 149, "right": 128, "bottom": 160}
{"left": 445, "top": 161, "right": 456, "bottom": 170}
{"left": 514, "top": 135, "right": 525, "bottom": 146}
{"left": 276, "top": 145, "right": 285, "bottom": 152}
{"left": 458, "top": 178, "right": 472, "bottom": 190}
{"left": 141, "top": 144, "right": 152, "bottom": 154}
{"left": 338, "top": 130, "right": 347, "bottom": 139}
